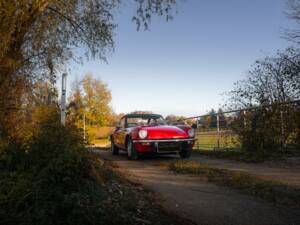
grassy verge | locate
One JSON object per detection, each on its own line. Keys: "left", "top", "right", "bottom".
{"left": 169, "top": 160, "right": 300, "bottom": 208}
{"left": 193, "top": 148, "right": 300, "bottom": 163}
{"left": 194, "top": 132, "right": 238, "bottom": 150}
{"left": 193, "top": 149, "right": 265, "bottom": 162}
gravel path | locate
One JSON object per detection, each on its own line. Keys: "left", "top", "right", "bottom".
{"left": 93, "top": 149, "right": 300, "bottom": 225}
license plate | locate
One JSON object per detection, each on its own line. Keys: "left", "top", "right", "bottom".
{"left": 158, "top": 142, "right": 180, "bottom": 152}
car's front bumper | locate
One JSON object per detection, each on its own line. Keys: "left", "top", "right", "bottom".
{"left": 132, "top": 138, "right": 196, "bottom": 153}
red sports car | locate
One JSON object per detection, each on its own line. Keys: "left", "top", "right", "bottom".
{"left": 110, "top": 113, "right": 196, "bottom": 160}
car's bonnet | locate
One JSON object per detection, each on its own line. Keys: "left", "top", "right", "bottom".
{"left": 141, "top": 125, "right": 189, "bottom": 139}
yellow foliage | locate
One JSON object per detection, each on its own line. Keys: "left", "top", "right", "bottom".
{"left": 68, "top": 73, "right": 114, "bottom": 128}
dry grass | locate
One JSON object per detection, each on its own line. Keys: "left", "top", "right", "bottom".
{"left": 87, "top": 126, "right": 113, "bottom": 147}
{"left": 88, "top": 126, "right": 114, "bottom": 139}
{"left": 91, "top": 138, "right": 110, "bottom": 147}
{"left": 194, "top": 132, "right": 239, "bottom": 150}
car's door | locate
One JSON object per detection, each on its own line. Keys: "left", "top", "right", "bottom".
{"left": 114, "top": 117, "right": 127, "bottom": 149}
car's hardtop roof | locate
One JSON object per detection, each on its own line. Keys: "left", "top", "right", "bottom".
{"left": 123, "top": 113, "right": 163, "bottom": 119}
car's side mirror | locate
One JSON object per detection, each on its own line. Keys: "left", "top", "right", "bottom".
{"left": 191, "top": 123, "right": 198, "bottom": 129}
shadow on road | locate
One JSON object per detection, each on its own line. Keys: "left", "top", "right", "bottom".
{"left": 87, "top": 146, "right": 180, "bottom": 162}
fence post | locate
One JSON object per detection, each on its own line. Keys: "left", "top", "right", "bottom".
{"left": 196, "top": 118, "right": 200, "bottom": 150}
{"left": 243, "top": 110, "right": 247, "bottom": 128}
{"left": 280, "top": 110, "right": 284, "bottom": 150}
{"left": 217, "top": 113, "right": 220, "bottom": 149}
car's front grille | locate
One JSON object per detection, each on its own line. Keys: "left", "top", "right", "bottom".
{"left": 157, "top": 142, "right": 181, "bottom": 152}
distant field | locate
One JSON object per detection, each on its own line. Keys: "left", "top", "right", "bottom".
{"left": 91, "top": 138, "right": 110, "bottom": 147}
{"left": 87, "top": 126, "right": 113, "bottom": 147}
{"left": 194, "top": 130, "right": 239, "bottom": 151}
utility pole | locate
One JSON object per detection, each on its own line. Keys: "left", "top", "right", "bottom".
{"left": 83, "top": 113, "right": 86, "bottom": 142}
{"left": 61, "top": 73, "right": 67, "bottom": 126}
{"left": 217, "top": 113, "right": 220, "bottom": 149}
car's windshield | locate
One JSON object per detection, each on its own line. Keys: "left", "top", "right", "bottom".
{"left": 126, "top": 115, "right": 166, "bottom": 127}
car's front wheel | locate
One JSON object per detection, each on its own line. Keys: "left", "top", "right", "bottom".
{"left": 111, "top": 138, "right": 119, "bottom": 155}
{"left": 127, "top": 138, "right": 138, "bottom": 160}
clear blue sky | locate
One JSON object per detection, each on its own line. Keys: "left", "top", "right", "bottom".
{"left": 65, "top": 0, "right": 293, "bottom": 117}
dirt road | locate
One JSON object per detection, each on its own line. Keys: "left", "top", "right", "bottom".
{"left": 191, "top": 154, "right": 300, "bottom": 188}
{"left": 94, "top": 149, "right": 300, "bottom": 225}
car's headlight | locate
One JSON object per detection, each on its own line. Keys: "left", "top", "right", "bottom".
{"left": 188, "top": 129, "right": 195, "bottom": 137}
{"left": 138, "top": 130, "right": 148, "bottom": 139}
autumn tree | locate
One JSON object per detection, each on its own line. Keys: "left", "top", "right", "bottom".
{"left": 69, "top": 74, "right": 113, "bottom": 127}
{"left": 82, "top": 74, "right": 113, "bottom": 126}
{"left": 130, "top": 111, "right": 154, "bottom": 115}
{"left": 165, "top": 114, "right": 186, "bottom": 122}
{"left": 0, "top": 0, "right": 177, "bottom": 140}
{"left": 68, "top": 77, "right": 84, "bottom": 124}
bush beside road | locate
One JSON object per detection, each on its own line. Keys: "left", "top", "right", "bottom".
{"left": 0, "top": 110, "right": 184, "bottom": 225}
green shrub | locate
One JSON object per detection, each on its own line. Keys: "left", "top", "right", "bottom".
{"left": 0, "top": 108, "right": 108, "bottom": 225}
{"left": 231, "top": 105, "right": 300, "bottom": 157}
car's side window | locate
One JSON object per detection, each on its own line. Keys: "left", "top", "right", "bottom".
{"left": 120, "top": 118, "right": 125, "bottom": 128}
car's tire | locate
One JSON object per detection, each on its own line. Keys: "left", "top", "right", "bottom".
{"left": 179, "top": 147, "right": 192, "bottom": 159}
{"left": 111, "top": 138, "right": 119, "bottom": 155}
{"left": 127, "top": 138, "right": 138, "bottom": 160}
